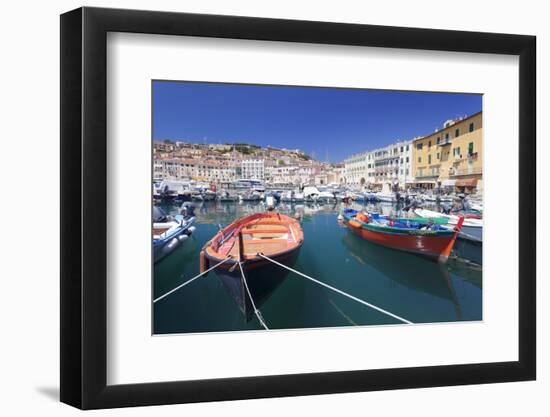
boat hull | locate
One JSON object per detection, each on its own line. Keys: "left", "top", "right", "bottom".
{"left": 341, "top": 211, "right": 461, "bottom": 263}
{"left": 452, "top": 236, "right": 482, "bottom": 265}
{"left": 206, "top": 248, "right": 300, "bottom": 321}
{"left": 153, "top": 226, "right": 193, "bottom": 263}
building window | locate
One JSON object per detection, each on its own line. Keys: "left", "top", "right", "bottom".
{"left": 437, "top": 152, "right": 440, "bottom": 160}
{"left": 416, "top": 143, "right": 423, "bottom": 150}
{"left": 428, "top": 141, "right": 431, "bottom": 148}
{"left": 468, "top": 142, "right": 474, "bottom": 155}
{"left": 455, "top": 128, "right": 460, "bottom": 137}
{"left": 400, "top": 146, "right": 403, "bottom": 152}
{"left": 456, "top": 146, "right": 461, "bottom": 156}
{"left": 418, "top": 157, "right": 421, "bottom": 163}
{"left": 406, "top": 145, "right": 409, "bottom": 151}
{"left": 445, "top": 133, "right": 449, "bottom": 140}
{"left": 469, "top": 122, "right": 474, "bottom": 132}
{"left": 406, "top": 157, "right": 409, "bottom": 163}
{"left": 437, "top": 137, "right": 440, "bottom": 144}
{"left": 428, "top": 155, "right": 432, "bottom": 164}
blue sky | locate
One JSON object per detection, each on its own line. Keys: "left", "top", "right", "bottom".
{"left": 153, "top": 81, "right": 482, "bottom": 162}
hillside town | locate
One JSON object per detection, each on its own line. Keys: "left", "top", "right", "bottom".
{"left": 154, "top": 141, "right": 345, "bottom": 187}
{"left": 154, "top": 111, "right": 482, "bottom": 196}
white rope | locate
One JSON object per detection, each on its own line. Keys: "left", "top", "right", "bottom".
{"left": 238, "top": 262, "right": 270, "bottom": 330}
{"left": 257, "top": 253, "right": 413, "bottom": 325}
{"left": 153, "top": 257, "right": 232, "bottom": 304}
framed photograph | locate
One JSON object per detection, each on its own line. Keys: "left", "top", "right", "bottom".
{"left": 60, "top": 6, "right": 536, "bottom": 409}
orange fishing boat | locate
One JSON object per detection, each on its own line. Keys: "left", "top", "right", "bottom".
{"left": 200, "top": 212, "right": 304, "bottom": 320}
{"left": 341, "top": 209, "right": 464, "bottom": 264}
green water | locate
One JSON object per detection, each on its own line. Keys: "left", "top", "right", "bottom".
{"left": 153, "top": 201, "right": 482, "bottom": 334}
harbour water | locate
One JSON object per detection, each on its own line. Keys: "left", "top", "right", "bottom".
{"left": 153, "top": 200, "right": 482, "bottom": 334}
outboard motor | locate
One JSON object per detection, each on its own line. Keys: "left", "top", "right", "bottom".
{"left": 180, "top": 202, "right": 196, "bottom": 218}
{"left": 153, "top": 206, "right": 168, "bottom": 222}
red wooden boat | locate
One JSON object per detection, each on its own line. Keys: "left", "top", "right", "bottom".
{"left": 200, "top": 212, "right": 304, "bottom": 320}
{"left": 341, "top": 209, "right": 464, "bottom": 264}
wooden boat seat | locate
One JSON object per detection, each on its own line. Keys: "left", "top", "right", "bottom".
{"left": 227, "top": 239, "right": 289, "bottom": 257}
{"left": 246, "top": 233, "right": 288, "bottom": 239}
{"left": 243, "top": 224, "right": 288, "bottom": 231}
{"left": 244, "top": 238, "right": 288, "bottom": 245}
{"left": 242, "top": 228, "right": 289, "bottom": 235}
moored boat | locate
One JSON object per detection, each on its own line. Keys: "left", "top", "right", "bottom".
{"left": 341, "top": 208, "right": 464, "bottom": 263}
{"left": 414, "top": 208, "right": 482, "bottom": 241}
{"left": 153, "top": 205, "right": 196, "bottom": 263}
{"left": 200, "top": 212, "right": 304, "bottom": 320}
{"left": 217, "top": 190, "right": 239, "bottom": 202}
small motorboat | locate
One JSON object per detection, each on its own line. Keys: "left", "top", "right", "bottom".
{"left": 153, "top": 205, "right": 196, "bottom": 263}
{"left": 341, "top": 208, "right": 464, "bottom": 263}
{"left": 200, "top": 212, "right": 304, "bottom": 321}
{"left": 280, "top": 190, "right": 293, "bottom": 202}
{"left": 202, "top": 189, "right": 217, "bottom": 201}
{"left": 218, "top": 190, "right": 238, "bottom": 202}
{"left": 376, "top": 192, "right": 396, "bottom": 203}
{"left": 240, "top": 191, "right": 262, "bottom": 202}
{"left": 318, "top": 191, "right": 336, "bottom": 202}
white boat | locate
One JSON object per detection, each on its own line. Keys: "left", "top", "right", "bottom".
{"left": 414, "top": 208, "right": 483, "bottom": 241}
{"left": 239, "top": 191, "right": 262, "bottom": 202}
{"left": 466, "top": 199, "right": 484, "bottom": 212}
{"left": 281, "top": 190, "right": 294, "bottom": 202}
{"left": 153, "top": 206, "right": 196, "bottom": 263}
{"left": 376, "top": 192, "right": 396, "bottom": 203}
{"left": 281, "top": 190, "right": 304, "bottom": 202}
{"left": 293, "top": 192, "right": 305, "bottom": 202}
{"left": 318, "top": 191, "right": 336, "bottom": 202}
{"left": 217, "top": 190, "right": 238, "bottom": 202}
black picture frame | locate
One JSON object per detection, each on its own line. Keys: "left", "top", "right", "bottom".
{"left": 60, "top": 6, "right": 536, "bottom": 410}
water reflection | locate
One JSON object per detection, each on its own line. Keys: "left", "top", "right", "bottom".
{"left": 154, "top": 200, "right": 482, "bottom": 333}
{"left": 341, "top": 232, "right": 463, "bottom": 319}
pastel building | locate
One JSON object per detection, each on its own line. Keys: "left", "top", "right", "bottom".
{"left": 412, "top": 111, "right": 483, "bottom": 193}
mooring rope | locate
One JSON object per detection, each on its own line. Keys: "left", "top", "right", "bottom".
{"left": 238, "top": 261, "right": 270, "bottom": 330}
{"left": 257, "top": 253, "right": 413, "bottom": 325}
{"left": 153, "top": 257, "right": 232, "bottom": 304}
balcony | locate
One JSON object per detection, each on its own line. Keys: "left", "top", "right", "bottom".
{"left": 467, "top": 152, "right": 479, "bottom": 160}
{"left": 449, "top": 167, "right": 482, "bottom": 177}
{"left": 438, "top": 138, "right": 452, "bottom": 146}
{"left": 416, "top": 173, "right": 439, "bottom": 179}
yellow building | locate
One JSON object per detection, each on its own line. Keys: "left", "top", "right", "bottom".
{"left": 412, "top": 111, "right": 482, "bottom": 193}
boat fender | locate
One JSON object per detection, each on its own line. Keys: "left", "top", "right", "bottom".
{"left": 199, "top": 250, "right": 208, "bottom": 274}
{"left": 188, "top": 226, "right": 196, "bottom": 234}
{"left": 356, "top": 212, "right": 369, "bottom": 223}
{"left": 166, "top": 238, "right": 178, "bottom": 251}
{"left": 178, "top": 234, "right": 189, "bottom": 242}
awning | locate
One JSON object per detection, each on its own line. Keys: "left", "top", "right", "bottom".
{"left": 441, "top": 179, "right": 456, "bottom": 187}
{"left": 456, "top": 178, "right": 478, "bottom": 187}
